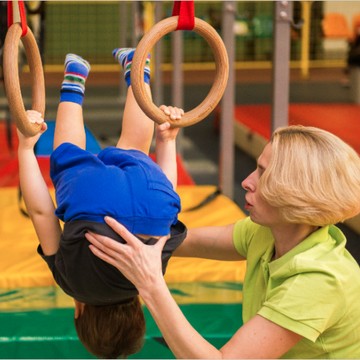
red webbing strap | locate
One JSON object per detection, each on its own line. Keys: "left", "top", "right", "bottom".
{"left": 172, "top": 0, "right": 195, "bottom": 30}
{"left": 7, "top": 0, "right": 28, "bottom": 36}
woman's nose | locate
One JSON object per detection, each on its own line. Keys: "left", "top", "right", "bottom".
{"left": 242, "top": 171, "right": 256, "bottom": 192}
{"left": 242, "top": 176, "right": 253, "bottom": 192}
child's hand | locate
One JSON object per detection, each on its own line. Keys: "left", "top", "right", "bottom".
{"left": 157, "top": 105, "right": 184, "bottom": 142}
{"left": 160, "top": 105, "right": 184, "bottom": 122}
{"left": 27, "top": 109, "right": 45, "bottom": 125}
{"left": 17, "top": 110, "right": 47, "bottom": 150}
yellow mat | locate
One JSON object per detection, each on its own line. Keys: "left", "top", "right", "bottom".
{"left": 0, "top": 185, "right": 246, "bottom": 289}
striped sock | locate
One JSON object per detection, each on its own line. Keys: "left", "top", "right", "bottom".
{"left": 112, "top": 48, "right": 150, "bottom": 87}
{"left": 60, "top": 54, "right": 91, "bottom": 105}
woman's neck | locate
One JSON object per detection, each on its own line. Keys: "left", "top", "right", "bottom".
{"left": 270, "top": 223, "right": 320, "bottom": 260}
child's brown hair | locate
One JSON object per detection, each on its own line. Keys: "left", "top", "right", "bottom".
{"left": 75, "top": 296, "right": 145, "bottom": 358}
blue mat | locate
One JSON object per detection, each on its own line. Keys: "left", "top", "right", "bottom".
{"left": 35, "top": 121, "right": 102, "bottom": 156}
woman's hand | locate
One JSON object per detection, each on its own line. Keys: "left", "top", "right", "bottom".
{"left": 17, "top": 110, "right": 47, "bottom": 150}
{"left": 85, "top": 216, "right": 168, "bottom": 293}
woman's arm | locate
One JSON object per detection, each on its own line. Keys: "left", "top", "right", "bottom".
{"left": 85, "top": 217, "right": 301, "bottom": 359}
{"left": 17, "top": 111, "right": 62, "bottom": 255}
{"left": 174, "top": 224, "right": 244, "bottom": 261}
{"left": 141, "top": 277, "right": 301, "bottom": 359}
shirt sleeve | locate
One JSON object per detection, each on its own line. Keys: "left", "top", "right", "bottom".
{"left": 233, "top": 217, "right": 260, "bottom": 258}
{"left": 258, "top": 271, "right": 346, "bottom": 342}
{"left": 37, "top": 244, "right": 56, "bottom": 273}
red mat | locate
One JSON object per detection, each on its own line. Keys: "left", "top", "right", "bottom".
{"left": 0, "top": 123, "right": 194, "bottom": 187}
{"left": 234, "top": 103, "right": 360, "bottom": 154}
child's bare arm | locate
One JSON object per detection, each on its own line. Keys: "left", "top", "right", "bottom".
{"left": 17, "top": 111, "right": 62, "bottom": 255}
{"left": 155, "top": 106, "right": 184, "bottom": 189}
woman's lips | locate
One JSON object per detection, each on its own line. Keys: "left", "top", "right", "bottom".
{"left": 244, "top": 203, "right": 252, "bottom": 211}
{"left": 244, "top": 197, "right": 253, "bottom": 211}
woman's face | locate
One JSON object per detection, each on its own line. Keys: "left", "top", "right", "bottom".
{"left": 241, "top": 143, "right": 281, "bottom": 226}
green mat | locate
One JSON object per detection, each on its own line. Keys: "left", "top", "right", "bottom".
{"left": 0, "top": 283, "right": 243, "bottom": 359}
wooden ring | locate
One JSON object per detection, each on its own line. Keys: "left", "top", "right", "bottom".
{"left": 3, "top": 24, "right": 45, "bottom": 136}
{"left": 131, "top": 16, "right": 229, "bottom": 128}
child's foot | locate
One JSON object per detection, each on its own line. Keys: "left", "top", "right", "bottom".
{"left": 64, "top": 53, "right": 91, "bottom": 76}
{"left": 61, "top": 54, "right": 91, "bottom": 105}
{"left": 112, "top": 48, "right": 150, "bottom": 86}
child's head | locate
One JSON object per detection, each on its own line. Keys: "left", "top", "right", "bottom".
{"left": 75, "top": 296, "right": 145, "bottom": 358}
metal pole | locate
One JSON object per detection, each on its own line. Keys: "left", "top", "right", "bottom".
{"left": 271, "top": 1, "right": 292, "bottom": 132}
{"left": 119, "top": 1, "right": 127, "bottom": 99}
{"left": 131, "top": 1, "right": 138, "bottom": 47}
{"left": 220, "top": 1, "right": 235, "bottom": 199}
{"left": 172, "top": 32, "right": 183, "bottom": 109}
{"left": 154, "top": 2, "right": 163, "bottom": 106}
{"left": 300, "top": 1, "right": 312, "bottom": 79}
{"left": 172, "top": 29, "right": 184, "bottom": 155}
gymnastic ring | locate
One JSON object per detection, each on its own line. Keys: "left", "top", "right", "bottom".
{"left": 131, "top": 16, "right": 229, "bottom": 128}
{"left": 3, "top": 23, "right": 45, "bottom": 136}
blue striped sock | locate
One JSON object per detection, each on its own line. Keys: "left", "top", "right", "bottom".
{"left": 60, "top": 54, "right": 91, "bottom": 105}
{"left": 112, "top": 48, "right": 150, "bottom": 87}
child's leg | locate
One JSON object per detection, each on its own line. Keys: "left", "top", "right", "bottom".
{"left": 53, "top": 54, "right": 91, "bottom": 150}
{"left": 113, "top": 48, "right": 153, "bottom": 155}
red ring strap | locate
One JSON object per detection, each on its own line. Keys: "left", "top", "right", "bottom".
{"left": 7, "top": 0, "right": 28, "bottom": 37}
{"left": 172, "top": 0, "right": 195, "bottom": 30}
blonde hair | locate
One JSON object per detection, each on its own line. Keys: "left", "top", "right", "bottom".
{"left": 259, "top": 125, "right": 360, "bottom": 226}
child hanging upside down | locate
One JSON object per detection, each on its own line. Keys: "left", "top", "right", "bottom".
{"left": 17, "top": 48, "right": 186, "bottom": 358}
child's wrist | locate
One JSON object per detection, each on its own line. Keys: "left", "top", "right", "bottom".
{"left": 156, "top": 137, "right": 176, "bottom": 145}
{"left": 18, "top": 142, "right": 35, "bottom": 152}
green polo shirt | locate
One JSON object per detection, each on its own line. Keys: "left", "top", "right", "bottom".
{"left": 233, "top": 217, "right": 360, "bottom": 358}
